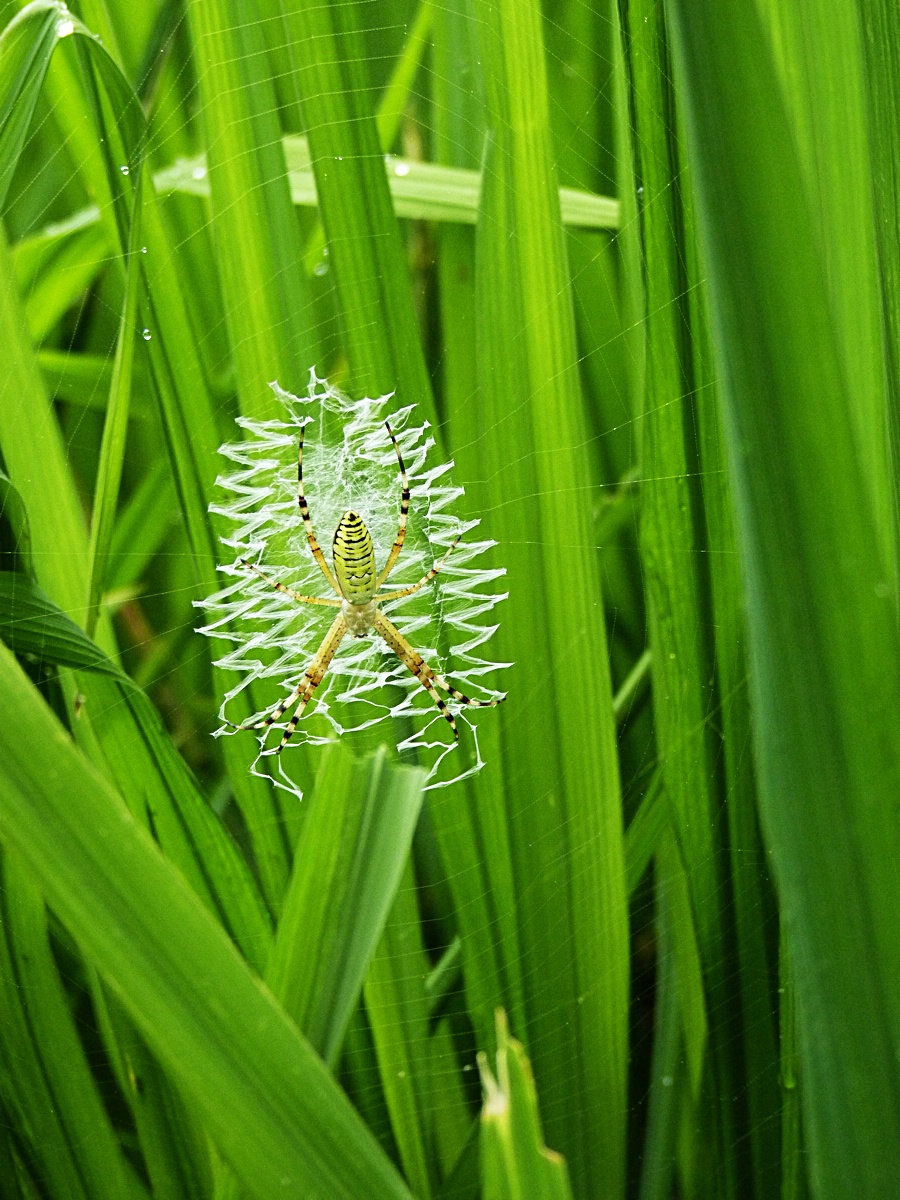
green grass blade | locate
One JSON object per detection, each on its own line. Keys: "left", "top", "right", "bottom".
{"left": 65, "top": 7, "right": 292, "bottom": 910}
{"left": 266, "top": 745, "right": 426, "bottom": 1065}
{"left": 297, "top": 0, "right": 434, "bottom": 273}
{"left": 635, "top": 897, "right": 681, "bottom": 1200}
{"left": 479, "top": 1012, "right": 575, "bottom": 1200}
{"left": 100, "top": 676, "right": 275, "bottom": 971}
{"left": 95, "top": 996, "right": 212, "bottom": 1200}
{"left": 617, "top": 2, "right": 744, "bottom": 1187}
{"left": 277, "top": 1, "right": 433, "bottom": 403}
{"left": 373, "top": 0, "right": 432, "bottom": 149}
{"left": 0, "top": 471, "right": 32, "bottom": 574}
{"left": 695, "top": 301, "right": 780, "bottom": 1196}
{"left": 622, "top": 770, "right": 665, "bottom": 898}
{"left": 0, "top": 569, "right": 274, "bottom": 970}
{"left": 13, "top": 218, "right": 110, "bottom": 343}
{"left": 455, "top": 0, "right": 629, "bottom": 1193}
{"left": 777, "top": 927, "right": 803, "bottom": 1200}
{"left": 362, "top": 868, "right": 439, "bottom": 1200}
{"left": 150, "top": 144, "right": 621, "bottom": 230}
{"left": 0, "top": 222, "right": 93, "bottom": 622}
{"left": 0, "top": 220, "right": 273, "bottom": 971}
{"left": 0, "top": 854, "right": 148, "bottom": 1200}
{"left": 0, "top": 571, "right": 124, "bottom": 676}
{"left": 0, "top": 640, "right": 413, "bottom": 1200}
{"left": 104, "top": 458, "right": 176, "bottom": 592}
{"left": 362, "top": 862, "right": 474, "bottom": 1199}
{"left": 655, "top": 831, "right": 707, "bottom": 1097}
{"left": 766, "top": 1, "right": 890, "bottom": 561}
{"left": 666, "top": 2, "right": 900, "bottom": 1195}
{"left": 186, "top": 0, "right": 316, "bottom": 412}
{"left": 85, "top": 164, "right": 145, "bottom": 638}
{"left": 0, "top": 1, "right": 61, "bottom": 210}
{"left": 861, "top": 1, "right": 900, "bottom": 537}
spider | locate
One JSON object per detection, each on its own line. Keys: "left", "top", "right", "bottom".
{"left": 237, "top": 420, "right": 504, "bottom": 753}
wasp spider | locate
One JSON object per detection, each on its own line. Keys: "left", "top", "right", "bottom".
{"left": 238, "top": 421, "right": 504, "bottom": 752}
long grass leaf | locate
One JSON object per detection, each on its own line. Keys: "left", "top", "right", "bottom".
{"left": 0, "top": 854, "right": 148, "bottom": 1200}
{"left": 85, "top": 163, "right": 145, "bottom": 638}
{"left": 0, "top": 1, "right": 62, "bottom": 210}
{"left": 0, "top": 571, "right": 123, "bottom": 676}
{"left": 0, "top": 641, "right": 413, "bottom": 1200}
{"left": 0, "top": 214, "right": 273, "bottom": 971}
{"left": 0, "top": 222, "right": 93, "bottom": 621}
{"left": 666, "top": 3, "right": 900, "bottom": 1194}
{"left": 186, "top": 0, "right": 317, "bottom": 413}
{"left": 860, "top": 1, "right": 900, "bottom": 540}
{"left": 617, "top": 2, "right": 744, "bottom": 1187}
{"left": 63, "top": 8, "right": 292, "bottom": 908}
{"left": 277, "top": 1, "right": 433, "bottom": 405}
{"left": 459, "top": 0, "right": 629, "bottom": 1192}
{"left": 266, "top": 745, "right": 426, "bottom": 1064}
{"left": 479, "top": 1012, "right": 574, "bottom": 1200}
{"left": 132, "top": 145, "right": 620, "bottom": 231}
{"left": 363, "top": 866, "right": 439, "bottom": 1200}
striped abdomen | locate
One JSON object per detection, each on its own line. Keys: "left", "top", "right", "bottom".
{"left": 332, "top": 510, "right": 377, "bottom": 603}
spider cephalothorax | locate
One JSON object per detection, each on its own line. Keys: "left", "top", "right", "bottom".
{"left": 238, "top": 421, "right": 504, "bottom": 752}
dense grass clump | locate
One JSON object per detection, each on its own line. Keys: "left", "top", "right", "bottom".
{"left": 0, "top": 2, "right": 897, "bottom": 1199}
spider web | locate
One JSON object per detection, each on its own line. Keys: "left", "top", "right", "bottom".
{"left": 196, "top": 370, "right": 508, "bottom": 792}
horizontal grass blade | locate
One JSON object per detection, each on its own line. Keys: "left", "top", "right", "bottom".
{"left": 156, "top": 144, "right": 620, "bottom": 231}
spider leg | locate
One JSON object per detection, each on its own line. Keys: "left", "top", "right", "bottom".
{"left": 243, "top": 612, "right": 348, "bottom": 753}
{"left": 376, "top": 421, "right": 410, "bottom": 587}
{"left": 378, "top": 532, "right": 461, "bottom": 602}
{"left": 428, "top": 672, "right": 506, "bottom": 708}
{"left": 240, "top": 558, "right": 342, "bottom": 606}
{"left": 298, "top": 423, "right": 341, "bottom": 596}
{"left": 373, "top": 610, "right": 504, "bottom": 741}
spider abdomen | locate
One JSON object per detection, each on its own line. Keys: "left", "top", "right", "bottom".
{"left": 333, "top": 510, "right": 377, "bottom": 604}
{"left": 342, "top": 597, "right": 378, "bottom": 637}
